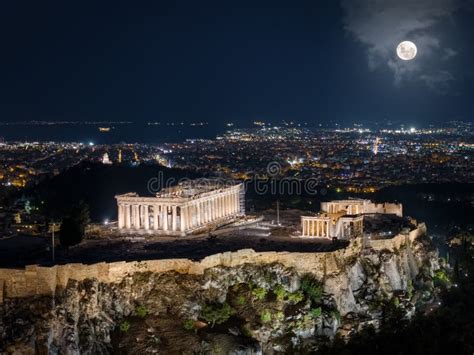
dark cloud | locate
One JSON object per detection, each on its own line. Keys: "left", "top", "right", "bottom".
{"left": 420, "top": 70, "right": 456, "bottom": 94}
{"left": 341, "top": 0, "right": 463, "bottom": 93}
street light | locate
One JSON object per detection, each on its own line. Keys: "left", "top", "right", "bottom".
{"left": 51, "top": 222, "right": 56, "bottom": 263}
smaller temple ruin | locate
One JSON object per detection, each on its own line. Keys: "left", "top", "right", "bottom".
{"left": 301, "top": 199, "right": 403, "bottom": 239}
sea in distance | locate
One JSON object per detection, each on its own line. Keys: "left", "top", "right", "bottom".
{"left": 0, "top": 122, "right": 225, "bottom": 144}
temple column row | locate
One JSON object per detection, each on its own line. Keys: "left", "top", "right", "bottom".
{"left": 180, "top": 189, "right": 240, "bottom": 231}
{"left": 118, "top": 203, "right": 179, "bottom": 232}
{"left": 302, "top": 219, "right": 330, "bottom": 238}
{"left": 117, "top": 188, "right": 241, "bottom": 233}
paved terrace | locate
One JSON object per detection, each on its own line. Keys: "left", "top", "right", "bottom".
{"left": 0, "top": 210, "right": 348, "bottom": 267}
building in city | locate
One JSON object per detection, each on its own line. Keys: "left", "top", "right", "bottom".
{"left": 102, "top": 153, "right": 112, "bottom": 165}
{"left": 115, "top": 180, "right": 245, "bottom": 236}
{"left": 301, "top": 199, "right": 402, "bottom": 239}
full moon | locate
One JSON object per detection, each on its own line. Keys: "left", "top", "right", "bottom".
{"left": 396, "top": 41, "right": 417, "bottom": 60}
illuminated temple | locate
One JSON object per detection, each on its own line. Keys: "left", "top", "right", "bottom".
{"left": 301, "top": 199, "right": 402, "bottom": 239}
{"left": 116, "top": 180, "right": 245, "bottom": 236}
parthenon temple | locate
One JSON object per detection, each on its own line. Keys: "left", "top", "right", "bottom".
{"left": 115, "top": 180, "right": 245, "bottom": 236}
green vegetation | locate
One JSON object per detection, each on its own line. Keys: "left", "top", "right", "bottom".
{"left": 201, "top": 302, "right": 235, "bottom": 327}
{"left": 252, "top": 287, "right": 267, "bottom": 300}
{"left": 275, "top": 311, "right": 285, "bottom": 321}
{"left": 135, "top": 304, "right": 148, "bottom": 318}
{"left": 183, "top": 319, "right": 195, "bottom": 331}
{"left": 310, "top": 307, "right": 322, "bottom": 319}
{"left": 330, "top": 309, "right": 341, "bottom": 323}
{"left": 241, "top": 323, "right": 253, "bottom": 338}
{"left": 433, "top": 269, "right": 450, "bottom": 286}
{"left": 319, "top": 232, "right": 474, "bottom": 355}
{"left": 236, "top": 295, "right": 246, "bottom": 305}
{"left": 272, "top": 284, "right": 304, "bottom": 304}
{"left": 119, "top": 320, "right": 131, "bottom": 332}
{"left": 260, "top": 309, "right": 272, "bottom": 323}
{"left": 287, "top": 290, "right": 305, "bottom": 304}
{"left": 274, "top": 284, "right": 288, "bottom": 301}
{"left": 407, "top": 279, "right": 414, "bottom": 299}
{"left": 300, "top": 275, "right": 323, "bottom": 303}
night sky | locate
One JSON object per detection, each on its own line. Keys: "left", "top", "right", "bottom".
{"left": 0, "top": 0, "right": 473, "bottom": 126}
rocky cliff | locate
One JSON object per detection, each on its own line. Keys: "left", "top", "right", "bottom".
{"left": 0, "top": 230, "right": 439, "bottom": 354}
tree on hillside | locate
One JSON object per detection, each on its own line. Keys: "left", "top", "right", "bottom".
{"left": 59, "top": 201, "right": 90, "bottom": 248}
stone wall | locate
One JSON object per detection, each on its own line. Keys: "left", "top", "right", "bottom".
{"left": 369, "top": 223, "right": 426, "bottom": 251}
{"left": 0, "top": 224, "right": 425, "bottom": 303}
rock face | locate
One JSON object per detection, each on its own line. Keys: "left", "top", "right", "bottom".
{"left": 0, "top": 234, "right": 438, "bottom": 354}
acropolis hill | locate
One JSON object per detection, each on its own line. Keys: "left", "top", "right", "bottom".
{"left": 0, "top": 223, "right": 426, "bottom": 302}
{"left": 0, "top": 193, "right": 441, "bottom": 354}
{"left": 0, "top": 220, "right": 439, "bottom": 354}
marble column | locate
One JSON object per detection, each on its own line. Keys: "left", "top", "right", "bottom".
{"left": 187, "top": 205, "right": 192, "bottom": 228}
{"left": 203, "top": 201, "right": 208, "bottom": 223}
{"left": 181, "top": 206, "right": 189, "bottom": 230}
{"left": 234, "top": 191, "right": 238, "bottom": 213}
{"left": 233, "top": 192, "right": 236, "bottom": 214}
{"left": 210, "top": 198, "right": 215, "bottom": 221}
{"left": 201, "top": 201, "right": 204, "bottom": 224}
{"left": 125, "top": 204, "right": 131, "bottom": 229}
{"left": 221, "top": 195, "right": 225, "bottom": 217}
{"left": 144, "top": 205, "right": 149, "bottom": 230}
{"left": 132, "top": 205, "right": 138, "bottom": 229}
{"left": 223, "top": 195, "right": 227, "bottom": 216}
{"left": 163, "top": 206, "right": 168, "bottom": 231}
{"left": 326, "top": 221, "right": 329, "bottom": 238}
{"left": 118, "top": 204, "right": 124, "bottom": 228}
{"left": 179, "top": 206, "right": 185, "bottom": 232}
{"left": 233, "top": 191, "right": 237, "bottom": 214}
{"left": 172, "top": 205, "right": 177, "bottom": 231}
{"left": 153, "top": 205, "right": 159, "bottom": 230}
{"left": 209, "top": 199, "right": 213, "bottom": 221}
{"left": 220, "top": 196, "right": 224, "bottom": 217}
{"left": 232, "top": 192, "right": 235, "bottom": 214}
{"left": 188, "top": 205, "right": 192, "bottom": 228}
{"left": 196, "top": 202, "right": 201, "bottom": 226}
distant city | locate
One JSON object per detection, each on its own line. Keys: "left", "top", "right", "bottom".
{"left": 1, "top": 121, "right": 472, "bottom": 192}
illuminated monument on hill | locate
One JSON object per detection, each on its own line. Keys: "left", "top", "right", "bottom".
{"left": 116, "top": 180, "right": 245, "bottom": 236}
{"left": 301, "top": 199, "right": 402, "bottom": 239}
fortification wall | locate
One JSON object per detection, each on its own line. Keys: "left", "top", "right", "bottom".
{"left": 369, "top": 223, "right": 426, "bottom": 251}
{"left": 0, "top": 224, "right": 425, "bottom": 303}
